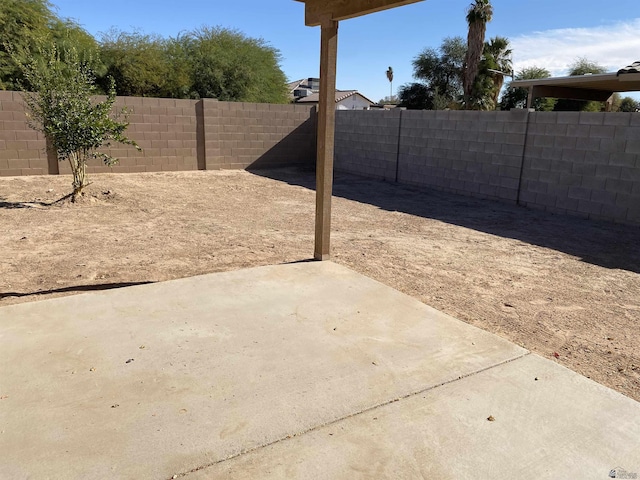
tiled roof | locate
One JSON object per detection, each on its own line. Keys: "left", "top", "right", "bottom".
{"left": 287, "top": 79, "right": 307, "bottom": 93}
{"left": 295, "top": 90, "right": 356, "bottom": 103}
{"left": 617, "top": 61, "right": 640, "bottom": 75}
{"left": 295, "top": 90, "right": 375, "bottom": 104}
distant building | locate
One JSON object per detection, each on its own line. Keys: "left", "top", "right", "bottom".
{"left": 288, "top": 78, "right": 320, "bottom": 101}
{"left": 295, "top": 89, "right": 376, "bottom": 110}
{"left": 288, "top": 78, "right": 376, "bottom": 110}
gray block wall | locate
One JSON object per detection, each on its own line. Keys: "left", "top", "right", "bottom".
{"left": 334, "top": 110, "right": 401, "bottom": 181}
{"left": 334, "top": 109, "right": 640, "bottom": 227}
{"left": 521, "top": 112, "right": 640, "bottom": 225}
{"left": 398, "top": 110, "right": 527, "bottom": 202}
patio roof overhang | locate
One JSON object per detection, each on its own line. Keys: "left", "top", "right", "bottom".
{"left": 510, "top": 72, "right": 640, "bottom": 108}
{"left": 294, "top": 0, "right": 425, "bottom": 260}
{"left": 294, "top": 0, "right": 423, "bottom": 26}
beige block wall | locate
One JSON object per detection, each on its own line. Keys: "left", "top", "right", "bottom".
{"left": 57, "top": 96, "right": 199, "bottom": 175}
{"left": 203, "top": 101, "right": 316, "bottom": 170}
{"left": 0, "top": 91, "right": 49, "bottom": 177}
{"left": 0, "top": 92, "right": 316, "bottom": 177}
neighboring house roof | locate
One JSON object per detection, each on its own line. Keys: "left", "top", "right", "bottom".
{"left": 295, "top": 90, "right": 375, "bottom": 105}
{"left": 288, "top": 78, "right": 321, "bottom": 101}
{"left": 510, "top": 64, "right": 640, "bottom": 107}
{"left": 287, "top": 79, "right": 307, "bottom": 93}
{"left": 618, "top": 61, "right": 640, "bottom": 75}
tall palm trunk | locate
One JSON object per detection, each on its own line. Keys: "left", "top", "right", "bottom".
{"left": 463, "top": 0, "right": 493, "bottom": 109}
{"left": 464, "top": 22, "right": 486, "bottom": 101}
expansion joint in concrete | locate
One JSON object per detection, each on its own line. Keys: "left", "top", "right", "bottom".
{"left": 169, "top": 351, "right": 531, "bottom": 479}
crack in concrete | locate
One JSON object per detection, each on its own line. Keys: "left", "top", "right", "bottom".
{"left": 168, "top": 351, "right": 531, "bottom": 479}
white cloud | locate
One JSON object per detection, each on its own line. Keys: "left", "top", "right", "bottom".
{"left": 511, "top": 19, "right": 640, "bottom": 77}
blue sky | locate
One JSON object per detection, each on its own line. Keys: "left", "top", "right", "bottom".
{"left": 52, "top": 0, "right": 640, "bottom": 102}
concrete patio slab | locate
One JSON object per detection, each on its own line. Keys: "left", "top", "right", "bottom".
{"left": 0, "top": 261, "right": 638, "bottom": 479}
{"left": 190, "top": 353, "right": 640, "bottom": 479}
{"left": 0, "top": 261, "right": 525, "bottom": 479}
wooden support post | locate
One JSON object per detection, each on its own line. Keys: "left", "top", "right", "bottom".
{"left": 605, "top": 94, "right": 614, "bottom": 112}
{"left": 314, "top": 19, "right": 338, "bottom": 261}
{"left": 526, "top": 87, "right": 534, "bottom": 109}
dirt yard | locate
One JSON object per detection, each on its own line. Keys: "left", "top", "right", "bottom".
{"left": 1, "top": 168, "right": 639, "bottom": 401}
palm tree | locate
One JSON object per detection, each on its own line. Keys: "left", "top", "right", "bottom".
{"left": 386, "top": 66, "right": 394, "bottom": 102}
{"left": 463, "top": 0, "right": 493, "bottom": 109}
{"left": 483, "top": 36, "right": 512, "bottom": 107}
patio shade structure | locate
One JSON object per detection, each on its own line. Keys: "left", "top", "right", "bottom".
{"left": 294, "top": 0, "right": 424, "bottom": 260}
{"left": 510, "top": 66, "right": 640, "bottom": 110}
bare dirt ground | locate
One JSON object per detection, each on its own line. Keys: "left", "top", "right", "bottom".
{"left": 1, "top": 168, "right": 639, "bottom": 401}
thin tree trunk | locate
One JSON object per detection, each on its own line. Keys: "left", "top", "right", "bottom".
{"left": 69, "top": 152, "right": 87, "bottom": 202}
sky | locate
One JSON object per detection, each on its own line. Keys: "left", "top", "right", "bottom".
{"left": 51, "top": 0, "right": 640, "bottom": 102}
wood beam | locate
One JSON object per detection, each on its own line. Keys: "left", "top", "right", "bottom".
{"left": 299, "top": 0, "right": 422, "bottom": 26}
{"left": 619, "top": 72, "right": 640, "bottom": 82}
{"left": 605, "top": 94, "right": 614, "bottom": 112}
{"left": 314, "top": 19, "right": 338, "bottom": 261}
{"left": 526, "top": 87, "right": 534, "bottom": 109}
{"left": 531, "top": 85, "right": 614, "bottom": 103}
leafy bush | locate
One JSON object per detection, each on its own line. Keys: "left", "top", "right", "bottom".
{"left": 19, "top": 46, "right": 140, "bottom": 201}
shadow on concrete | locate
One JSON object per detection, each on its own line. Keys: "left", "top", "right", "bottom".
{"left": 281, "top": 258, "right": 318, "bottom": 265}
{"left": 253, "top": 167, "right": 640, "bottom": 274}
{"left": 0, "top": 282, "right": 155, "bottom": 300}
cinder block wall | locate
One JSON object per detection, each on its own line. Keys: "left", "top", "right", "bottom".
{"left": 520, "top": 112, "right": 640, "bottom": 225}
{"left": 398, "top": 110, "right": 527, "bottom": 202}
{"left": 334, "top": 109, "right": 640, "bottom": 226}
{"left": 335, "top": 109, "right": 401, "bottom": 181}
{"left": 203, "top": 101, "right": 316, "bottom": 170}
{"left": 0, "top": 91, "right": 49, "bottom": 176}
{"left": 0, "top": 92, "right": 315, "bottom": 177}
{"left": 59, "top": 96, "right": 199, "bottom": 175}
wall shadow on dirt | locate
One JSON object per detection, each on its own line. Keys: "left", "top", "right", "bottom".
{"left": 0, "top": 193, "right": 72, "bottom": 209}
{"left": 0, "top": 201, "right": 52, "bottom": 209}
{"left": 253, "top": 167, "right": 640, "bottom": 274}
{"left": 245, "top": 115, "right": 316, "bottom": 171}
{"left": 0, "top": 282, "right": 155, "bottom": 300}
